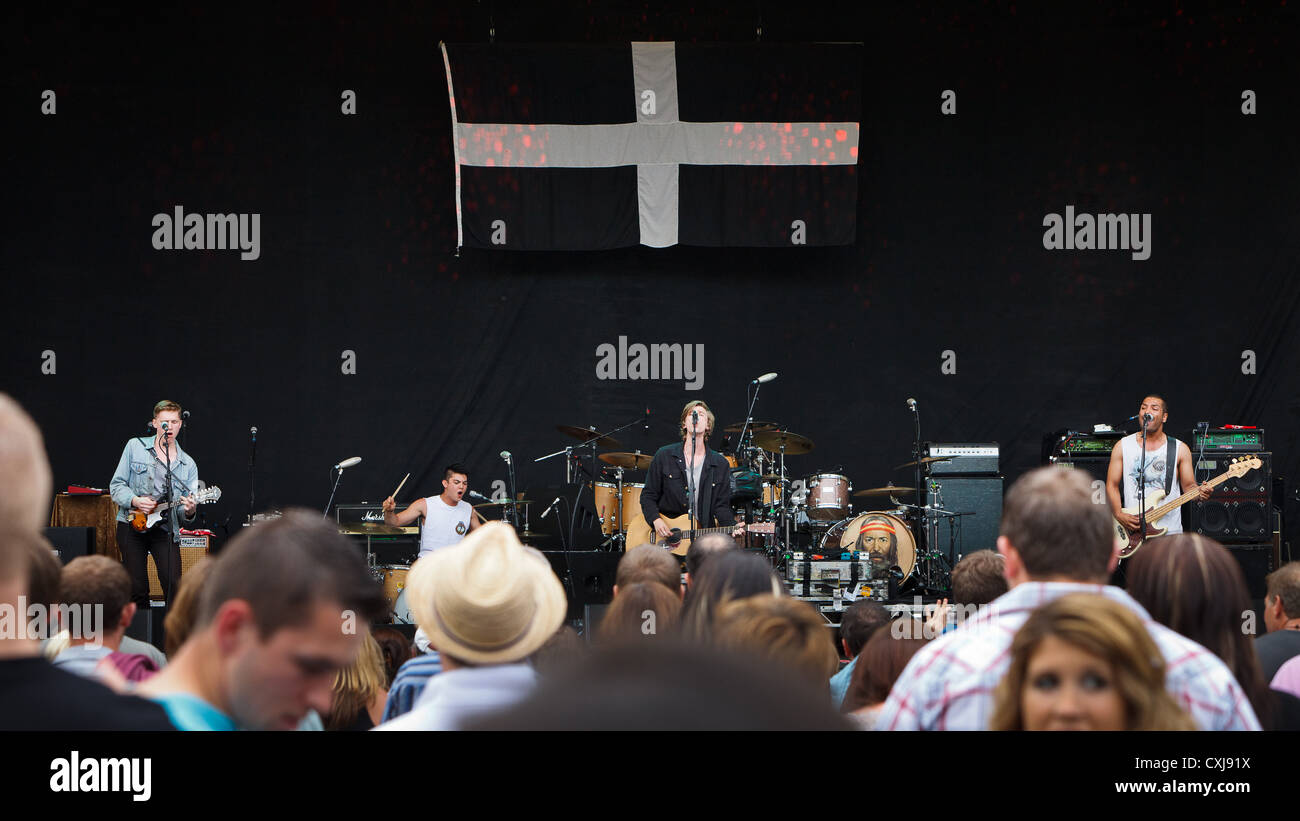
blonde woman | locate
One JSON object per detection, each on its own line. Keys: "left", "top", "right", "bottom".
{"left": 990, "top": 593, "right": 1195, "bottom": 731}
{"left": 325, "top": 629, "right": 389, "bottom": 731}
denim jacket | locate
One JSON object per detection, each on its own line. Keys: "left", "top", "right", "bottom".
{"left": 109, "top": 437, "right": 200, "bottom": 524}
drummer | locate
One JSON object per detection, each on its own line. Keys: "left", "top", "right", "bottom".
{"left": 382, "top": 463, "right": 480, "bottom": 559}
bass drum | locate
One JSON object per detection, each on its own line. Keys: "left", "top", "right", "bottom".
{"left": 818, "top": 512, "right": 916, "bottom": 581}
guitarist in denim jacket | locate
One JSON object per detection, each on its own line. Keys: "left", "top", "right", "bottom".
{"left": 109, "top": 400, "right": 199, "bottom": 608}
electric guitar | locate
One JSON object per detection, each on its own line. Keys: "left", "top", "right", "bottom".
{"left": 625, "top": 513, "right": 775, "bottom": 556}
{"left": 127, "top": 486, "right": 222, "bottom": 532}
{"left": 1115, "top": 456, "right": 1260, "bottom": 559}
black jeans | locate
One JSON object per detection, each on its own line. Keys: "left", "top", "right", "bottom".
{"left": 117, "top": 522, "right": 181, "bottom": 607}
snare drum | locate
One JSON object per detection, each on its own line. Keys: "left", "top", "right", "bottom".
{"left": 805, "top": 474, "right": 851, "bottom": 521}
{"left": 379, "top": 565, "right": 409, "bottom": 622}
{"left": 819, "top": 512, "right": 916, "bottom": 581}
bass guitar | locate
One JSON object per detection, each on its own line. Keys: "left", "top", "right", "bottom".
{"left": 1115, "top": 456, "right": 1260, "bottom": 559}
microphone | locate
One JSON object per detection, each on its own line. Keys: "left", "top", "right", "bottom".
{"left": 1142, "top": 413, "right": 1153, "bottom": 424}
{"left": 540, "top": 496, "right": 562, "bottom": 519}
{"left": 468, "top": 490, "right": 490, "bottom": 501}
{"left": 1124, "top": 414, "right": 1140, "bottom": 421}
{"left": 334, "top": 456, "right": 362, "bottom": 470}
{"left": 161, "top": 421, "right": 170, "bottom": 430}
{"left": 250, "top": 426, "right": 257, "bottom": 442}
{"left": 906, "top": 398, "right": 917, "bottom": 412}
{"left": 500, "top": 450, "right": 512, "bottom": 463}
{"left": 182, "top": 410, "right": 191, "bottom": 420}
{"left": 752, "top": 372, "right": 778, "bottom": 384}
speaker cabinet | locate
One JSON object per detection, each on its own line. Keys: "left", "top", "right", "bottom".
{"left": 925, "top": 476, "right": 1003, "bottom": 560}
{"left": 1189, "top": 452, "right": 1271, "bottom": 543}
{"left": 43, "top": 527, "right": 95, "bottom": 564}
{"left": 1225, "top": 543, "right": 1274, "bottom": 600}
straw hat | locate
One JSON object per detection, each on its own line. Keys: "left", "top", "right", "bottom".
{"left": 405, "top": 521, "right": 566, "bottom": 665}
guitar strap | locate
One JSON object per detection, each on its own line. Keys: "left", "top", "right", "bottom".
{"left": 1164, "top": 438, "right": 1177, "bottom": 496}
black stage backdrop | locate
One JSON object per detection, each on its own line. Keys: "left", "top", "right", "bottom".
{"left": 4, "top": 2, "right": 1299, "bottom": 550}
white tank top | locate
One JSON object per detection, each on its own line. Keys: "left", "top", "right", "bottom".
{"left": 419, "top": 495, "right": 473, "bottom": 557}
{"left": 1120, "top": 434, "right": 1184, "bottom": 535}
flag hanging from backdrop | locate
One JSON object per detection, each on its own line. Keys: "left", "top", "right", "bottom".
{"left": 441, "top": 42, "right": 863, "bottom": 250}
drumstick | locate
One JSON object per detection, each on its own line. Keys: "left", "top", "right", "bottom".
{"left": 391, "top": 472, "right": 410, "bottom": 500}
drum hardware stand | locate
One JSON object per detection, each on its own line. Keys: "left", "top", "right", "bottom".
{"left": 535, "top": 416, "right": 644, "bottom": 482}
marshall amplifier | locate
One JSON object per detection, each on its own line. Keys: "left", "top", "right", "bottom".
{"left": 334, "top": 503, "right": 420, "bottom": 535}
{"left": 926, "top": 443, "right": 999, "bottom": 476}
{"left": 335, "top": 503, "right": 420, "bottom": 565}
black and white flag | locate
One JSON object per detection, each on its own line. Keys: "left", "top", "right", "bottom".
{"left": 441, "top": 42, "right": 862, "bottom": 250}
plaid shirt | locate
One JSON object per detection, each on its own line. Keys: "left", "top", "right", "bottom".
{"left": 876, "top": 582, "right": 1260, "bottom": 731}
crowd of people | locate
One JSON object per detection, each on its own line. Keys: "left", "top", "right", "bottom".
{"left": 3, "top": 391, "right": 1299, "bottom": 731}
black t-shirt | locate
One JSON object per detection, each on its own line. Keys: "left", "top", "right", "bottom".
{"left": 0, "top": 656, "right": 176, "bottom": 731}
{"left": 1255, "top": 629, "right": 1300, "bottom": 682}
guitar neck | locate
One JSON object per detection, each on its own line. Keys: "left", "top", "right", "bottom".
{"left": 1145, "top": 471, "right": 1232, "bottom": 522}
{"left": 683, "top": 524, "right": 735, "bottom": 539}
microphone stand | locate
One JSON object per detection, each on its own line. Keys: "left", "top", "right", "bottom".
{"left": 248, "top": 428, "right": 257, "bottom": 523}
{"left": 910, "top": 402, "right": 924, "bottom": 554}
{"left": 1137, "top": 419, "right": 1148, "bottom": 543}
{"left": 324, "top": 464, "right": 348, "bottom": 520}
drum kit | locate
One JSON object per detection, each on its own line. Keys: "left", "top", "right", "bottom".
{"left": 521, "top": 414, "right": 962, "bottom": 597}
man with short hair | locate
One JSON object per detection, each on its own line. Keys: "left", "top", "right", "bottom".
{"left": 51, "top": 556, "right": 146, "bottom": 680}
{"left": 949, "top": 550, "right": 1008, "bottom": 621}
{"left": 829, "top": 599, "right": 890, "bottom": 710}
{"left": 1106, "top": 394, "right": 1211, "bottom": 540}
{"left": 1257, "top": 561, "right": 1300, "bottom": 681}
{"left": 616, "top": 543, "right": 683, "bottom": 599}
{"left": 137, "top": 510, "right": 387, "bottom": 730}
{"left": 383, "top": 463, "right": 480, "bottom": 559}
{"left": 0, "top": 393, "right": 175, "bottom": 730}
{"left": 109, "top": 399, "right": 201, "bottom": 608}
{"left": 876, "top": 466, "right": 1259, "bottom": 731}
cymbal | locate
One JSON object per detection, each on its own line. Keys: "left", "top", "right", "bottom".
{"left": 339, "top": 522, "right": 409, "bottom": 536}
{"left": 472, "top": 498, "right": 530, "bottom": 508}
{"left": 894, "top": 456, "right": 953, "bottom": 470}
{"left": 853, "top": 486, "right": 917, "bottom": 498}
{"left": 752, "top": 430, "right": 815, "bottom": 455}
{"left": 599, "top": 451, "right": 653, "bottom": 469}
{"left": 722, "top": 420, "right": 780, "bottom": 434}
{"left": 556, "top": 424, "right": 622, "bottom": 448}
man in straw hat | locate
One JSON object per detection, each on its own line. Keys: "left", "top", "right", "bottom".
{"left": 375, "top": 521, "right": 566, "bottom": 731}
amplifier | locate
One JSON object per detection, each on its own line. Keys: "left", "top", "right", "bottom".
{"left": 784, "top": 559, "right": 872, "bottom": 584}
{"left": 1188, "top": 452, "right": 1271, "bottom": 543}
{"left": 1192, "top": 427, "right": 1265, "bottom": 452}
{"left": 335, "top": 503, "right": 419, "bottom": 535}
{"left": 147, "top": 536, "right": 209, "bottom": 601}
{"left": 926, "top": 443, "right": 999, "bottom": 475}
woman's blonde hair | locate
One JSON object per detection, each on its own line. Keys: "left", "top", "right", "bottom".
{"left": 326, "top": 628, "right": 388, "bottom": 730}
{"left": 990, "top": 593, "right": 1195, "bottom": 731}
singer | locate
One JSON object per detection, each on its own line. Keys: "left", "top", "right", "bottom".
{"left": 640, "top": 400, "right": 739, "bottom": 540}
{"left": 108, "top": 400, "right": 199, "bottom": 608}
{"left": 383, "top": 463, "right": 479, "bottom": 558}
{"left": 1106, "top": 394, "right": 1211, "bottom": 536}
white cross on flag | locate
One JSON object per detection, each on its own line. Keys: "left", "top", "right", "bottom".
{"left": 441, "top": 42, "right": 862, "bottom": 250}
